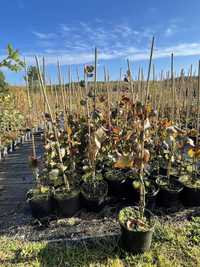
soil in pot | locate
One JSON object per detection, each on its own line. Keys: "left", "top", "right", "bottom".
{"left": 118, "top": 206, "right": 155, "bottom": 253}
{"left": 28, "top": 190, "right": 52, "bottom": 218}
{"left": 52, "top": 189, "right": 80, "bottom": 217}
{"left": 156, "top": 176, "right": 183, "bottom": 208}
{"left": 179, "top": 174, "right": 200, "bottom": 206}
{"left": 81, "top": 180, "right": 108, "bottom": 212}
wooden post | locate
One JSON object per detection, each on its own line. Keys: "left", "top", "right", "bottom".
{"left": 24, "top": 59, "right": 36, "bottom": 160}
{"left": 171, "top": 53, "right": 175, "bottom": 121}
{"left": 145, "top": 36, "right": 154, "bottom": 104}
{"left": 93, "top": 47, "right": 98, "bottom": 111}
{"left": 35, "top": 56, "right": 70, "bottom": 190}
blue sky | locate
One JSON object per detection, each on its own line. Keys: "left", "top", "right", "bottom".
{"left": 1, "top": 0, "right": 200, "bottom": 84}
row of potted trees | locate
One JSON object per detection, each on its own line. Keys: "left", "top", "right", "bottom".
{"left": 27, "top": 90, "right": 200, "bottom": 253}
{"left": 0, "top": 92, "right": 29, "bottom": 159}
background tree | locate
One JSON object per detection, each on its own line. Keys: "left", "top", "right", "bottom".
{"left": 0, "top": 43, "right": 25, "bottom": 94}
{"left": 79, "top": 80, "right": 85, "bottom": 88}
{"left": 26, "top": 66, "right": 39, "bottom": 89}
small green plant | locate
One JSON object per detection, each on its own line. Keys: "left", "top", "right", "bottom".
{"left": 0, "top": 44, "right": 24, "bottom": 71}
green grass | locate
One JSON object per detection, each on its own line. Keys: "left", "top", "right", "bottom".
{"left": 0, "top": 217, "right": 200, "bottom": 267}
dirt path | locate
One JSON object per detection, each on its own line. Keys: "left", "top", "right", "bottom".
{"left": 0, "top": 133, "right": 43, "bottom": 229}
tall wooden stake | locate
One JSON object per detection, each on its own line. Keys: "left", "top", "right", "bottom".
{"left": 145, "top": 36, "right": 154, "bottom": 104}
{"left": 93, "top": 47, "right": 98, "bottom": 111}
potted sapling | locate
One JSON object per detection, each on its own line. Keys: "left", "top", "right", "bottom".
{"left": 34, "top": 58, "right": 80, "bottom": 218}
{"left": 156, "top": 126, "right": 183, "bottom": 208}
{"left": 118, "top": 102, "right": 156, "bottom": 253}
{"left": 81, "top": 126, "right": 108, "bottom": 212}
{"left": 27, "top": 121, "right": 52, "bottom": 219}
{"left": 50, "top": 127, "right": 81, "bottom": 218}
{"left": 27, "top": 167, "right": 52, "bottom": 218}
{"left": 103, "top": 125, "right": 133, "bottom": 200}
{"left": 179, "top": 77, "right": 200, "bottom": 206}
{"left": 81, "top": 52, "right": 108, "bottom": 211}
{"left": 179, "top": 142, "right": 200, "bottom": 206}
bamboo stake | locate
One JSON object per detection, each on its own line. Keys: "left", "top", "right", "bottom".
{"left": 57, "top": 61, "right": 67, "bottom": 130}
{"left": 42, "top": 57, "right": 46, "bottom": 114}
{"left": 93, "top": 47, "right": 98, "bottom": 111}
{"left": 171, "top": 53, "right": 175, "bottom": 121}
{"left": 104, "top": 66, "right": 111, "bottom": 128}
{"left": 35, "top": 56, "right": 70, "bottom": 190}
{"left": 139, "top": 36, "right": 155, "bottom": 217}
{"left": 68, "top": 66, "right": 72, "bottom": 114}
{"left": 145, "top": 36, "right": 154, "bottom": 104}
{"left": 84, "top": 65, "right": 92, "bottom": 170}
{"left": 24, "top": 59, "right": 36, "bottom": 160}
{"left": 127, "top": 59, "right": 134, "bottom": 104}
{"left": 137, "top": 66, "right": 141, "bottom": 100}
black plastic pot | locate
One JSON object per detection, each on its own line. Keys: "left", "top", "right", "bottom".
{"left": 119, "top": 207, "right": 155, "bottom": 253}
{"left": 7, "top": 142, "right": 13, "bottom": 153}
{"left": 12, "top": 140, "right": 16, "bottom": 151}
{"left": 146, "top": 182, "right": 160, "bottom": 209}
{"left": 170, "top": 174, "right": 180, "bottom": 181}
{"left": 105, "top": 176, "right": 128, "bottom": 199}
{"left": 52, "top": 190, "right": 80, "bottom": 217}
{"left": 149, "top": 169, "right": 159, "bottom": 180}
{"left": 156, "top": 177, "right": 183, "bottom": 208}
{"left": 159, "top": 168, "right": 168, "bottom": 176}
{"left": 181, "top": 186, "right": 200, "bottom": 207}
{"left": 121, "top": 178, "right": 140, "bottom": 205}
{"left": 81, "top": 180, "right": 108, "bottom": 212}
{"left": 126, "top": 180, "right": 160, "bottom": 209}
{"left": 28, "top": 195, "right": 52, "bottom": 218}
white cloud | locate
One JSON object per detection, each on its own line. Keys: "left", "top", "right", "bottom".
{"left": 163, "top": 18, "right": 186, "bottom": 37}
{"left": 164, "top": 24, "right": 177, "bottom": 37}
{"left": 22, "top": 42, "right": 200, "bottom": 66}
{"left": 156, "top": 43, "right": 200, "bottom": 58}
{"left": 33, "top": 31, "right": 57, "bottom": 39}
{"left": 60, "top": 24, "right": 71, "bottom": 32}
{"left": 20, "top": 20, "right": 200, "bottom": 66}
{"left": 165, "top": 27, "right": 173, "bottom": 36}
{"left": 113, "top": 25, "right": 136, "bottom": 37}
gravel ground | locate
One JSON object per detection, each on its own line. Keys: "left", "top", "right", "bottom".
{"left": 1, "top": 198, "right": 200, "bottom": 243}
{"left": 0, "top": 202, "right": 120, "bottom": 242}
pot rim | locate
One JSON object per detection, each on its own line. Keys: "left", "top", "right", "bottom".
{"left": 118, "top": 206, "right": 156, "bottom": 233}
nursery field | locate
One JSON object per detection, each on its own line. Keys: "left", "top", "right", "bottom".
{"left": 0, "top": 45, "right": 200, "bottom": 266}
